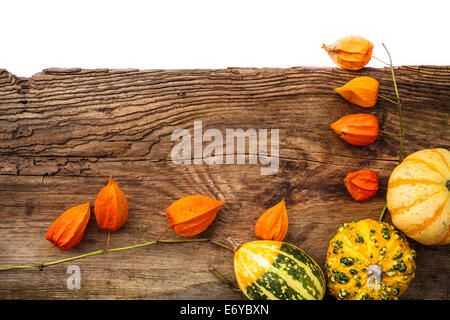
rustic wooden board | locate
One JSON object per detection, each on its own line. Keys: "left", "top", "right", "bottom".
{"left": 0, "top": 66, "right": 448, "bottom": 300}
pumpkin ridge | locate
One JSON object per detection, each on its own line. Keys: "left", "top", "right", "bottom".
{"left": 430, "top": 148, "right": 450, "bottom": 174}
{"left": 390, "top": 190, "right": 444, "bottom": 216}
{"left": 405, "top": 193, "right": 449, "bottom": 236}
{"left": 402, "top": 158, "right": 446, "bottom": 179}
{"left": 437, "top": 227, "right": 450, "bottom": 244}
{"left": 388, "top": 178, "right": 442, "bottom": 189}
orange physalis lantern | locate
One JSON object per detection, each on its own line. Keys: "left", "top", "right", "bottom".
{"left": 254, "top": 199, "right": 288, "bottom": 241}
{"left": 330, "top": 114, "right": 379, "bottom": 146}
{"left": 335, "top": 76, "right": 380, "bottom": 108}
{"left": 322, "top": 35, "right": 373, "bottom": 70}
{"left": 45, "top": 202, "right": 91, "bottom": 250}
{"left": 94, "top": 176, "right": 129, "bottom": 231}
{"left": 166, "top": 195, "right": 226, "bottom": 237}
{"left": 344, "top": 169, "right": 379, "bottom": 201}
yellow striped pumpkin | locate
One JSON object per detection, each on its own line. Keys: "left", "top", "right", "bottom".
{"left": 233, "top": 240, "right": 326, "bottom": 300}
{"left": 387, "top": 148, "right": 450, "bottom": 245}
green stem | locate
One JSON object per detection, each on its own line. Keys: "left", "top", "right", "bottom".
{"left": 372, "top": 55, "right": 390, "bottom": 66}
{"left": 0, "top": 238, "right": 229, "bottom": 271}
{"left": 378, "top": 203, "right": 388, "bottom": 222}
{"left": 208, "top": 265, "right": 241, "bottom": 293}
{"left": 209, "top": 240, "right": 235, "bottom": 253}
{"left": 382, "top": 43, "right": 404, "bottom": 163}
{"left": 378, "top": 43, "right": 406, "bottom": 223}
{"left": 378, "top": 94, "right": 397, "bottom": 105}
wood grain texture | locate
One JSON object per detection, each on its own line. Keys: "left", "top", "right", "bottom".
{"left": 0, "top": 66, "right": 448, "bottom": 300}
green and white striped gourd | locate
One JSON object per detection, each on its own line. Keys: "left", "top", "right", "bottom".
{"left": 234, "top": 240, "right": 326, "bottom": 300}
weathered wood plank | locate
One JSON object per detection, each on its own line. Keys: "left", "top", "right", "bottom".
{"left": 0, "top": 66, "right": 448, "bottom": 299}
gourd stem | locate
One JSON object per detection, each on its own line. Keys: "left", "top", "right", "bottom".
{"left": 367, "top": 264, "right": 383, "bottom": 290}
{"left": 208, "top": 265, "right": 241, "bottom": 293}
{"left": 0, "top": 238, "right": 235, "bottom": 272}
{"left": 378, "top": 203, "right": 387, "bottom": 222}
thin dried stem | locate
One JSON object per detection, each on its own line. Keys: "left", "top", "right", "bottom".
{"left": 378, "top": 94, "right": 397, "bottom": 105}
{"left": 0, "top": 238, "right": 235, "bottom": 272}
{"left": 372, "top": 55, "right": 390, "bottom": 66}
{"left": 209, "top": 239, "right": 235, "bottom": 253}
{"left": 382, "top": 43, "right": 404, "bottom": 163}
{"left": 378, "top": 43, "right": 406, "bottom": 222}
{"left": 105, "top": 230, "right": 111, "bottom": 250}
{"left": 156, "top": 224, "right": 171, "bottom": 241}
{"left": 379, "top": 130, "right": 400, "bottom": 137}
{"left": 208, "top": 265, "right": 241, "bottom": 293}
{"left": 39, "top": 243, "right": 55, "bottom": 270}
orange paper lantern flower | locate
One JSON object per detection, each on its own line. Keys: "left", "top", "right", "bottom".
{"left": 330, "top": 113, "right": 379, "bottom": 146}
{"left": 322, "top": 35, "right": 373, "bottom": 70}
{"left": 344, "top": 169, "right": 379, "bottom": 201}
{"left": 94, "top": 176, "right": 129, "bottom": 231}
{"left": 166, "top": 195, "right": 226, "bottom": 237}
{"left": 254, "top": 199, "right": 288, "bottom": 241}
{"left": 335, "top": 76, "right": 380, "bottom": 108}
{"left": 45, "top": 202, "right": 91, "bottom": 250}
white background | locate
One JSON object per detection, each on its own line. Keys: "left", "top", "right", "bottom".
{"left": 1, "top": 0, "right": 449, "bottom": 77}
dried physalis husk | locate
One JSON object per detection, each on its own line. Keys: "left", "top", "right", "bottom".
{"left": 45, "top": 202, "right": 91, "bottom": 250}
{"left": 344, "top": 169, "right": 379, "bottom": 201}
{"left": 254, "top": 199, "right": 288, "bottom": 241}
{"left": 330, "top": 113, "right": 379, "bottom": 146}
{"left": 94, "top": 176, "right": 129, "bottom": 231}
{"left": 335, "top": 76, "right": 380, "bottom": 108}
{"left": 322, "top": 36, "right": 373, "bottom": 70}
{"left": 166, "top": 195, "right": 226, "bottom": 236}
